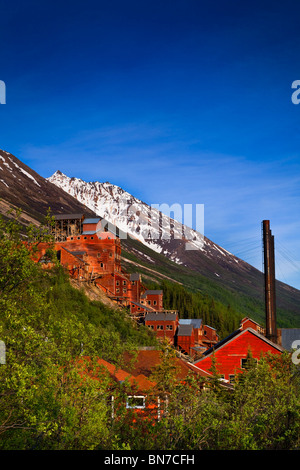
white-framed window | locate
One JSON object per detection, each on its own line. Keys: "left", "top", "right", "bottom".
{"left": 166, "top": 325, "right": 173, "bottom": 330}
{"left": 157, "top": 324, "right": 163, "bottom": 330}
{"left": 126, "top": 395, "right": 145, "bottom": 409}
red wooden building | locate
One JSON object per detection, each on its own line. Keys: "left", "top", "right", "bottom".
{"left": 176, "top": 323, "right": 195, "bottom": 355}
{"left": 201, "top": 324, "right": 219, "bottom": 349}
{"left": 175, "top": 319, "right": 219, "bottom": 357}
{"left": 141, "top": 290, "right": 163, "bottom": 311}
{"left": 29, "top": 213, "right": 168, "bottom": 315}
{"left": 77, "top": 356, "right": 159, "bottom": 421}
{"left": 193, "top": 319, "right": 284, "bottom": 383}
{"left": 239, "top": 317, "right": 265, "bottom": 334}
{"left": 144, "top": 312, "right": 179, "bottom": 343}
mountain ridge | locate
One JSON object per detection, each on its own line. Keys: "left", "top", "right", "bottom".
{"left": 0, "top": 148, "right": 299, "bottom": 328}
{"left": 0, "top": 149, "right": 96, "bottom": 225}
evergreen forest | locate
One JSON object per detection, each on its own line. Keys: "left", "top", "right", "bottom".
{"left": 0, "top": 213, "right": 300, "bottom": 451}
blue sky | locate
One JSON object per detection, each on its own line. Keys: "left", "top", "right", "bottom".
{"left": 1, "top": 0, "right": 300, "bottom": 289}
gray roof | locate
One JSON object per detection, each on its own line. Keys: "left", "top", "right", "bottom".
{"left": 130, "top": 273, "right": 141, "bottom": 281}
{"left": 178, "top": 324, "right": 194, "bottom": 336}
{"left": 141, "top": 290, "right": 163, "bottom": 298}
{"left": 54, "top": 213, "right": 84, "bottom": 220}
{"left": 179, "top": 319, "right": 202, "bottom": 329}
{"left": 83, "top": 217, "right": 101, "bottom": 224}
{"left": 145, "top": 312, "right": 178, "bottom": 322}
{"left": 61, "top": 247, "right": 86, "bottom": 262}
{"left": 281, "top": 329, "right": 300, "bottom": 351}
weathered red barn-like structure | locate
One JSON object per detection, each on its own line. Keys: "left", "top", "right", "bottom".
{"left": 193, "top": 318, "right": 284, "bottom": 383}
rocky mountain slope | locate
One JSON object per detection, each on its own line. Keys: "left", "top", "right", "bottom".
{"left": 47, "top": 170, "right": 245, "bottom": 269}
{"left": 0, "top": 149, "right": 96, "bottom": 226}
{"left": 0, "top": 148, "right": 299, "bottom": 326}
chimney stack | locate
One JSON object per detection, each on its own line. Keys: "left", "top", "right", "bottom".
{"left": 262, "top": 220, "right": 277, "bottom": 343}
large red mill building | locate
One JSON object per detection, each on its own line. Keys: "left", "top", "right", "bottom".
{"left": 33, "top": 213, "right": 166, "bottom": 317}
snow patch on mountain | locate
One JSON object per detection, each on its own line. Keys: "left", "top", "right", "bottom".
{"left": 0, "top": 152, "right": 41, "bottom": 187}
{"left": 47, "top": 170, "right": 206, "bottom": 251}
{"left": 47, "top": 170, "right": 240, "bottom": 268}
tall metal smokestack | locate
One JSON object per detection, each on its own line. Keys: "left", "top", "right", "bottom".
{"left": 262, "top": 220, "right": 277, "bottom": 343}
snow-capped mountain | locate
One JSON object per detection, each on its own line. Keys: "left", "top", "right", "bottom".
{"left": 47, "top": 170, "right": 240, "bottom": 268}
{"left": 1, "top": 148, "right": 299, "bottom": 321}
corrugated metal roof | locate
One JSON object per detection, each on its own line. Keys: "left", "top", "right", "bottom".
{"left": 145, "top": 312, "right": 178, "bottom": 322}
{"left": 141, "top": 290, "right": 163, "bottom": 298}
{"left": 83, "top": 217, "right": 101, "bottom": 224}
{"left": 281, "top": 329, "right": 300, "bottom": 351}
{"left": 179, "top": 319, "right": 202, "bottom": 329}
{"left": 178, "top": 324, "right": 194, "bottom": 336}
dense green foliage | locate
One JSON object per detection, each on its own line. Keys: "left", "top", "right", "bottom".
{"left": 0, "top": 213, "right": 299, "bottom": 450}
{"left": 109, "top": 344, "right": 300, "bottom": 451}
{"left": 0, "top": 213, "right": 156, "bottom": 449}
{"left": 144, "top": 279, "right": 240, "bottom": 339}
